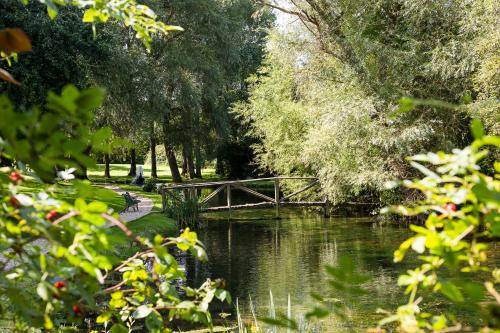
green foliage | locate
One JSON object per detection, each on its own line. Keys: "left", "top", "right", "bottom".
{"left": 235, "top": 31, "right": 391, "bottom": 203}
{"left": 24, "top": 0, "right": 182, "bottom": 48}
{"left": 164, "top": 190, "right": 200, "bottom": 230}
{"left": 142, "top": 177, "right": 158, "bottom": 193}
{"left": 379, "top": 121, "right": 499, "bottom": 332}
{"left": 240, "top": 0, "right": 499, "bottom": 203}
{"left": 0, "top": 85, "right": 105, "bottom": 182}
{"left": 0, "top": 1, "right": 117, "bottom": 107}
{"left": 0, "top": 87, "right": 230, "bottom": 331}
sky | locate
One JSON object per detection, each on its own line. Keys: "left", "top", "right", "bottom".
{"left": 270, "top": 0, "right": 299, "bottom": 32}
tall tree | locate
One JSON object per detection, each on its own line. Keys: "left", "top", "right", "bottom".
{"left": 240, "top": 0, "right": 499, "bottom": 203}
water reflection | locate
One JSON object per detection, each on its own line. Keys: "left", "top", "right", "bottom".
{"left": 182, "top": 209, "right": 417, "bottom": 331}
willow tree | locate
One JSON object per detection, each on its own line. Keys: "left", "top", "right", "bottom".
{"left": 240, "top": 0, "right": 499, "bottom": 204}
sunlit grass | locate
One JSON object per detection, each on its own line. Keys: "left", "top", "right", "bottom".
{"left": 107, "top": 212, "right": 178, "bottom": 258}
{"left": 88, "top": 163, "right": 220, "bottom": 184}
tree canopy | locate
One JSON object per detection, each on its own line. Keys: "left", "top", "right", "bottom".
{"left": 237, "top": 0, "right": 499, "bottom": 204}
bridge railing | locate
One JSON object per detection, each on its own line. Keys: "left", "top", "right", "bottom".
{"left": 158, "top": 176, "right": 330, "bottom": 218}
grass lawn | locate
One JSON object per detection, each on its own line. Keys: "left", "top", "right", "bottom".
{"left": 17, "top": 177, "right": 125, "bottom": 213}
{"left": 88, "top": 163, "right": 220, "bottom": 184}
{"left": 107, "top": 212, "right": 178, "bottom": 258}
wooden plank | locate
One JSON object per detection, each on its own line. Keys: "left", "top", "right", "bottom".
{"left": 157, "top": 176, "right": 318, "bottom": 190}
{"left": 227, "top": 184, "right": 232, "bottom": 213}
{"left": 280, "top": 180, "right": 319, "bottom": 201}
{"left": 274, "top": 178, "right": 280, "bottom": 218}
{"left": 232, "top": 184, "right": 275, "bottom": 202}
{"left": 199, "top": 185, "right": 225, "bottom": 205}
{"left": 201, "top": 201, "right": 325, "bottom": 212}
{"left": 280, "top": 201, "right": 325, "bottom": 207}
{"left": 323, "top": 199, "right": 331, "bottom": 217}
{"left": 161, "top": 190, "right": 167, "bottom": 212}
{"left": 203, "top": 202, "right": 275, "bottom": 211}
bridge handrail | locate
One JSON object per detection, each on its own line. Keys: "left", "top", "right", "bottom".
{"left": 158, "top": 176, "right": 318, "bottom": 190}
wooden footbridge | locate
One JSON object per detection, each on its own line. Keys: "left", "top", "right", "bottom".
{"left": 158, "top": 177, "right": 330, "bottom": 217}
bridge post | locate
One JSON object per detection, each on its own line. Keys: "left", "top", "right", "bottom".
{"left": 161, "top": 188, "right": 167, "bottom": 213}
{"left": 274, "top": 178, "right": 280, "bottom": 218}
{"left": 226, "top": 184, "right": 232, "bottom": 216}
{"left": 323, "top": 198, "right": 330, "bottom": 217}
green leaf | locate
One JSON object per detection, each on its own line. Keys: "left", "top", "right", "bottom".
{"left": 76, "top": 87, "right": 105, "bottom": 112}
{"left": 109, "top": 324, "right": 128, "bottom": 333}
{"left": 145, "top": 310, "right": 163, "bottom": 331}
{"left": 432, "top": 315, "right": 447, "bottom": 330}
{"left": 470, "top": 119, "right": 484, "bottom": 139}
{"left": 132, "top": 305, "right": 153, "bottom": 319}
{"left": 39, "top": 253, "right": 47, "bottom": 271}
{"left": 260, "top": 316, "right": 297, "bottom": 329}
{"left": 96, "top": 312, "right": 113, "bottom": 324}
{"left": 463, "top": 282, "right": 485, "bottom": 301}
{"left": 47, "top": 6, "right": 58, "bottom": 19}
{"left": 82, "top": 8, "right": 99, "bottom": 23}
{"left": 305, "top": 306, "right": 330, "bottom": 319}
{"left": 37, "top": 282, "right": 49, "bottom": 301}
{"left": 440, "top": 282, "right": 464, "bottom": 302}
{"left": 215, "top": 289, "right": 232, "bottom": 303}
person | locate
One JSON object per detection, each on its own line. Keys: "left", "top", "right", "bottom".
{"left": 131, "top": 165, "right": 145, "bottom": 186}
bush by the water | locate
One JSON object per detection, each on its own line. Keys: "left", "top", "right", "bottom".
{"left": 164, "top": 190, "right": 200, "bottom": 230}
{"left": 143, "top": 177, "right": 158, "bottom": 192}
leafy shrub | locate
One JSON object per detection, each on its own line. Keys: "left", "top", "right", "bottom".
{"left": 0, "top": 87, "right": 229, "bottom": 331}
{"left": 379, "top": 120, "right": 499, "bottom": 332}
{"left": 164, "top": 190, "right": 200, "bottom": 230}
{"left": 143, "top": 177, "right": 158, "bottom": 192}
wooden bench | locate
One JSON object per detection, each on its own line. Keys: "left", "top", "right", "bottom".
{"left": 122, "top": 192, "right": 141, "bottom": 212}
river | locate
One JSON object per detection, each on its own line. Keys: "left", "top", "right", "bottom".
{"left": 180, "top": 207, "right": 421, "bottom": 332}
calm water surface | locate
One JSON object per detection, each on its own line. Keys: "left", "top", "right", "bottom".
{"left": 182, "top": 207, "right": 420, "bottom": 332}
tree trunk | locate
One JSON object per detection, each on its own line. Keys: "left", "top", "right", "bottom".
{"left": 187, "top": 153, "right": 195, "bottom": 179}
{"left": 128, "top": 148, "right": 137, "bottom": 177}
{"left": 193, "top": 110, "right": 202, "bottom": 178}
{"left": 195, "top": 145, "right": 202, "bottom": 178}
{"left": 181, "top": 153, "right": 188, "bottom": 177}
{"left": 104, "top": 154, "right": 111, "bottom": 178}
{"left": 162, "top": 111, "right": 182, "bottom": 183}
{"left": 183, "top": 144, "right": 195, "bottom": 179}
{"left": 166, "top": 147, "right": 182, "bottom": 183}
{"left": 150, "top": 128, "right": 158, "bottom": 178}
{"left": 215, "top": 157, "right": 224, "bottom": 175}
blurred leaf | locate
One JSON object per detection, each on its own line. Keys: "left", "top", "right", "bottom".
{"left": 0, "top": 28, "right": 32, "bottom": 54}
{"left": 109, "top": 324, "right": 128, "bottom": 333}
{"left": 260, "top": 316, "right": 298, "bottom": 329}
{"left": 0, "top": 69, "right": 20, "bottom": 85}
{"left": 440, "top": 282, "right": 464, "bottom": 302}
{"left": 36, "top": 282, "right": 48, "bottom": 301}
{"left": 145, "top": 310, "right": 163, "bottom": 330}
{"left": 471, "top": 119, "right": 485, "bottom": 139}
{"left": 132, "top": 305, "right": 152, "bottom": 319}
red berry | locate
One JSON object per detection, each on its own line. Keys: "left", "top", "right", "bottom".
{"left": 9, "top": 171, "right": 23, "bottom": 184}
{"left": 72, "top": 304, "right": 82, "bottom": 315}
{"left": 46, "top": 210, "right": 59, "bottom": 221}
{"left": 445, "top": 203, "right": 457, "bottom": 212}
{"left": 9, "top": 196, "right": 20, "bottom": 208}
{"left": 53, "top": 280, "right": 66, "bottom": 289}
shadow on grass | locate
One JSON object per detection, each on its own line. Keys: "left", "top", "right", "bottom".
{"left": 106, "top": 212, "right": 178, "bottom": 259}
